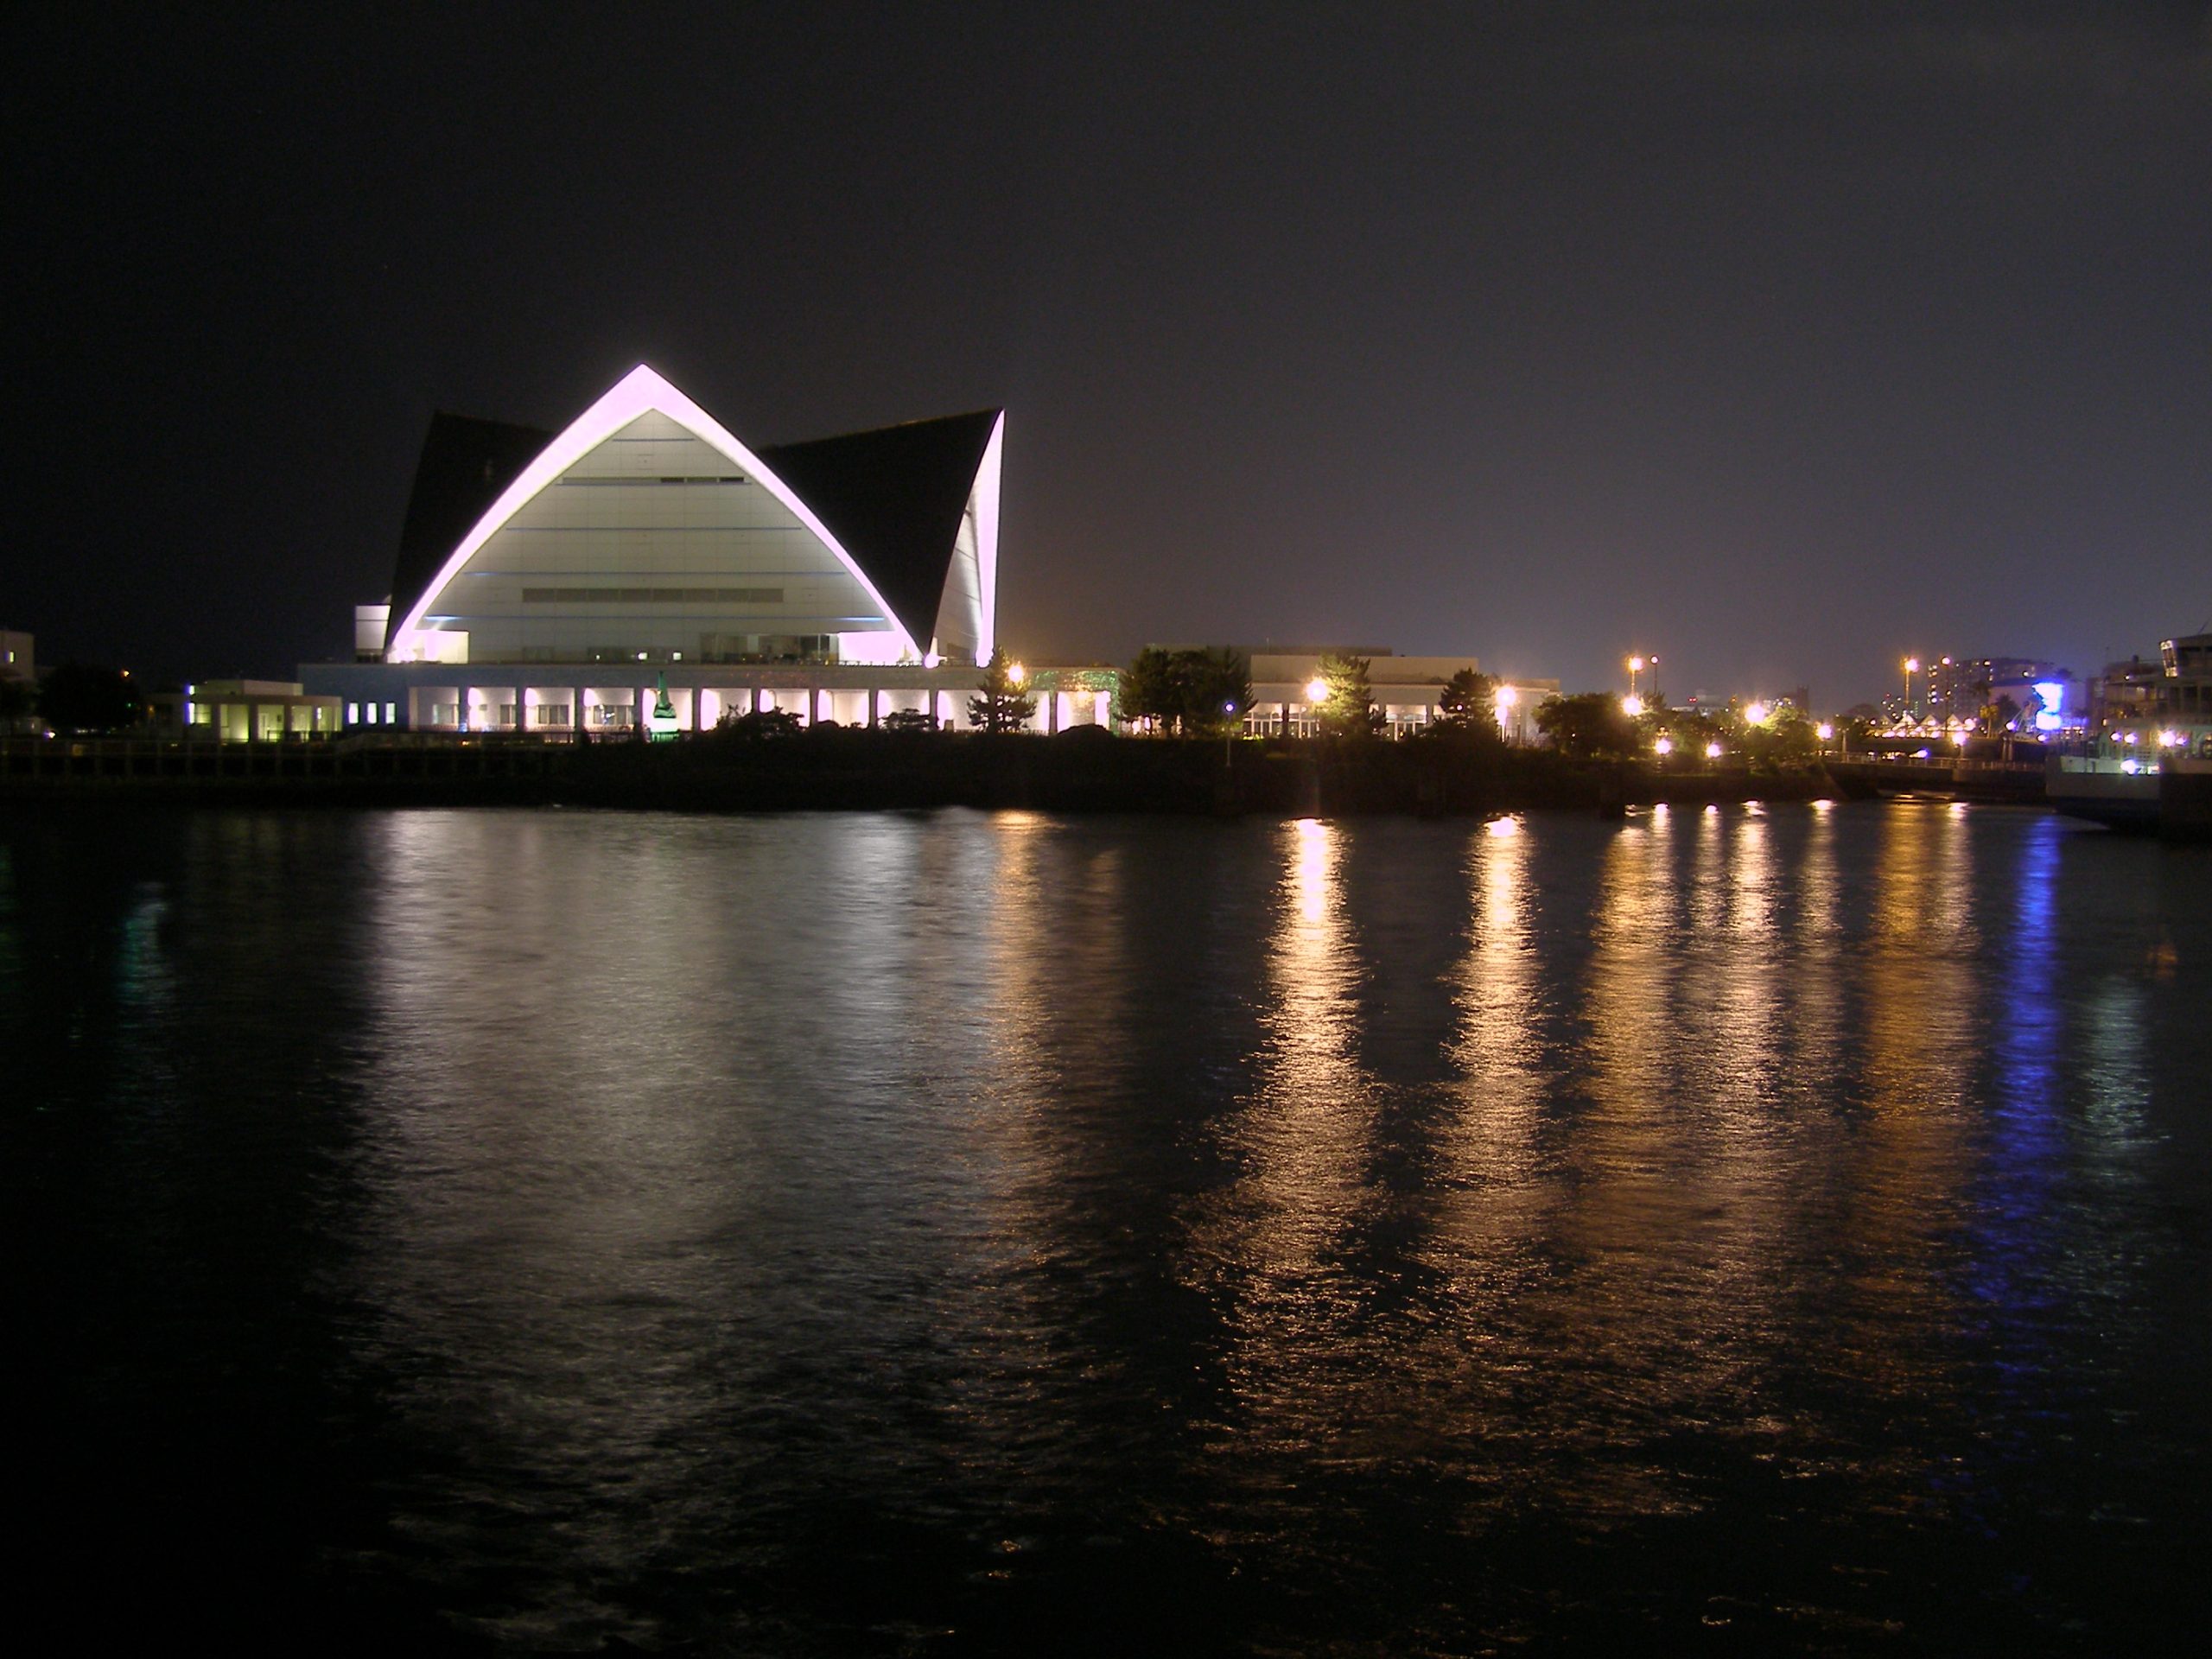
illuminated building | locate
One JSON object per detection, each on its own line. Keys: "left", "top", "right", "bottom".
{"left": 1208, "top": 647, "right": 1557, "bottom": 740}
{"left": 2086, "top": 634, "right": 2212, "bottom": 756}
{"left": 1922, "top": 655, "right": 2076, "bottom": 730}
{"left": 144, "top": 680, "right": 342, "bottom": 742}
{"left": 301, "top": 365, "right": 1040, "bottom": 732}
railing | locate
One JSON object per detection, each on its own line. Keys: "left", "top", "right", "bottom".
{"left": 0, "top": 732, "right": 575, "bottom": 785}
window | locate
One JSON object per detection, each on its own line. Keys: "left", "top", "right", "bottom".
{"left": 497, "top": 703, "right": 518, "bottom": 725}
{"left": 533, "top": 704, "right": 572, "bottom": 727}
{"left": 384, "top": 702, "right": 397, "bottom": 725}
{"left": 523, "top": 588, "right": 785, "bottom": 605}
{"left": 429, "top": 702, "right": 460, "bottom": 726}
{"left": 347, "top": 702, "right": 359, "bottom": 724}
{"left": 556, "top": 474, "right": 746, "bottom": 486}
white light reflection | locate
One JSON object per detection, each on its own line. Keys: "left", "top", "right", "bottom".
{"left": 1190, "top": 817, "right": 1381, "bottom": 1462}
{"left": 1433, "top": 813, "right": 1557, "bottom": 1300}
{"left": 1847, "top": 804, "right": 1979, "bottom": 1414}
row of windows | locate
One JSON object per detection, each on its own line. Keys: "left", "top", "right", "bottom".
{"left": 558, "top": 475, "right": 747, "bottom": 486}
{"left": 346, "top": 702, "right": 400, "bottom": 725}
{"left": 519, "top": 587, "right": 785, "bottom": 605}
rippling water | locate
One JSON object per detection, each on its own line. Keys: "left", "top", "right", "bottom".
{"left": 7, "top": 803, "right": 2209, "bottom": 1653}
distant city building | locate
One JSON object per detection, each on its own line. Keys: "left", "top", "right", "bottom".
{"left": 1923, "top": 655, "right": 2075, "bottom": 729}
{"left": 301, "top": 365, "right": 1035, "bottom": 732}
{"left": 0, "top": 628, "right": 31, "bottom": 683}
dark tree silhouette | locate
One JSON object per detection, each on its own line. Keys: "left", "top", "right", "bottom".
{"left": 968, "top": 646, "right": 1038, "bottom": 734}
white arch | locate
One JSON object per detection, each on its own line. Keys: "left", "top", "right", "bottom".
{"left": 974, "top": 411, "right": 1004, "bottom": 664}
{"left": 388, "top": 364, "right": 920, "bottom": 660}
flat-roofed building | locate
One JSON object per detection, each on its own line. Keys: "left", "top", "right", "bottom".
{"left": 146, "top": 680, "right": 342, "bottom": 743}
{"left": 1224, "top": 646, "right": 1557, "bottom": 740}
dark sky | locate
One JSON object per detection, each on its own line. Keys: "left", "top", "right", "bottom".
{"left": 12, "top": 2, "right": 2210, "bottom": 706}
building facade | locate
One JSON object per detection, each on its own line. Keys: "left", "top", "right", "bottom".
{"left": 145, "top": 680, "right": 342, "bottom": 742}
{"left": 302, "top": 365, "right": 1032, "bottom": 731}
{"left": 2087, "top": 634, "right": 2212, "bottom": 760}
{"left": 1230, "top": 648, "right": 1556, "bottom": 740}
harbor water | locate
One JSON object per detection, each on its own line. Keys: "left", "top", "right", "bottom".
{"left": 6, "top": 802, "right": 2209, "bottom": 1653}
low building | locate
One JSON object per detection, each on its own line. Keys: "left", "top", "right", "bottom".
{"left": 1, "top": 628, "right": 30, "bottom": 683}
{"left": 1225, "top": 646, "right": 1556, "bottom": 740}
{"left": 146, "top": 680, "right": 343, "bottom": 743}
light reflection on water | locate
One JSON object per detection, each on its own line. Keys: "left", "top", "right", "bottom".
{"left": 8, "top": 802, "right": 2212, "bottom": 1652}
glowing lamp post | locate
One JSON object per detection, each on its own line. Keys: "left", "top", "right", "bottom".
{"left": 1903, "top": 657, "right": 1920, "bottom": 721}
{"left": 1007, "top": 661, "right": 1027, "bottom": 687}
{"left": 1495, "top": 683, "right": 1519, "bottom": 743}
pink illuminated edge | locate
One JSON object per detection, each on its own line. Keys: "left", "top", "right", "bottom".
{"left": 973, "top": 412, "right": 1004, "bottom": 664}
{"left": 389, "top": 364, "right": 919, "bottom": 658}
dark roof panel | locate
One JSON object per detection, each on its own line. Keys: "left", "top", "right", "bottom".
{"left": 388, "top": 412, "right": 552, "bottom": 647}
{"left": 756, "top": 410, "right": 1000, "bottom": 652}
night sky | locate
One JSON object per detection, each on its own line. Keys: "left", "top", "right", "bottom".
{"left": 12, "top": 3, "right": 2210, "bottom": 706}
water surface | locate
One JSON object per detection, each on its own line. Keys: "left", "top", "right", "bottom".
{"left": 8, "top": 803, "right": 2209, "bottom": 1652}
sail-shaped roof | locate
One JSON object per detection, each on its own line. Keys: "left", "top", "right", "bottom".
{"left": 755, "top": 411, "right": 1002, "bottom": 659}
{"left": 381, "top": 367, "right": 1001, "bottom": 664}
{"left": 387, "top": 413, "right": 552, "bottom": 646}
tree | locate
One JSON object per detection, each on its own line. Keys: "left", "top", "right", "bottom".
{"left": 1432, "top": 667, "right": 1498, "bottom": 737}
{"left": 1657, "top": 706, "right": 1726, "bottom": 760}
{"left": 1116, "top": 646, "right": 1250, "bottom": 735}
{"left": 1115, "top": 646, "right": 1179, "bottom": 732}
{"left": 968, "top": 645, "right": 1038, "bottom": 734}
{"left": 1180, "top": 648, "right": 1251, "bottom": 738}
{"left": 1534, "top": 692, "right": 1635, "bottom": 759}
{"left": 1316, "top": 652, "right": 1385, "bottom": 739}
{"left": 38, "top": 663, "right": 139, "bottom": 734}
{"left": 1744, "top": 707, "right": 1818, "bottom": 766}
{"left": 713, "top": 707, "right": 803, "bottom": 740}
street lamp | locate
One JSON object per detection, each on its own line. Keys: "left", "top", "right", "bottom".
{"left": 1306, "top": 677, "right": 1329, "bottom": 705}
{"left": 1007, "top": 661, "right": 1027, "bottom": 687}
{"left": 1903, "top": 657, "right": 1920, "bottom": 720}
{"left": 1627, "top": 654, "right": 1644, "bottom": 696}
{"left": 1622, "top": 694, "right": 1644, "bottom": 718}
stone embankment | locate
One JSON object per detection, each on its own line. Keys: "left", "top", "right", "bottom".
{"left": 3, "top": 731, "right": 1840, "bottom": 817}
